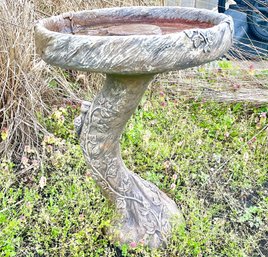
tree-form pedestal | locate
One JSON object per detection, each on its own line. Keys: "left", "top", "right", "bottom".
{"left": 78, "top": 74, "right": 183, "bottom": 248}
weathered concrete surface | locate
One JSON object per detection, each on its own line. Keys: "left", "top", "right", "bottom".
{"left": 35, "top": 6, "right": 233, "bottom": 248}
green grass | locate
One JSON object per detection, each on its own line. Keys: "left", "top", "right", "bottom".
{"left": 0, "top": 82, "right": 268, "bottom": 256}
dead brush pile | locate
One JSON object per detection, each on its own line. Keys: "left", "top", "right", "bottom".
{"left": 0, "top": 0, "right": 163, "bottom": 161}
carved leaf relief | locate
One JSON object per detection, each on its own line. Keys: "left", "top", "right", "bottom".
{"left": 118, "top": 177, "right": 131, "bottom": 193}
{"left": 96, "top": 122, "right": 109, "bottom": 133}
{"left": 143, "top": 219, "right": 157, "bottom": 235}
{"left": 192, "top": 34, "right": 203, "bottom": 48}
{"left": 106, "top": 166, "right": 117, "bottom": 178}
{"left": 142, "top": 200, "right": 150, "bottom": 209}
{"left": 101, "top": 108, "right": 112, "bottom": 118}
{"left": 91, "top": 159, "right": 101, "bottom": 169}
{"left": 116, "top": 198, "right": 127, "bottom": 210}
{"left": 185, "top": 30, "right": 215, "bottom": 53}
{"left": 99, "top": 181, "right": 109, "bottom": 191}
{"left": 88, "top": 135, "right": 98, "bottom": 145}
{"left": 104, "top": 101, "right": 113, "bottom": 110}
{"left": 152, "top": 196, "right": 162, "bottom": 206}
{"left": 139, "top": 206, "right": 150, "bottom": 216}
{"left": 91, "top": 145, "right": 101, "bottom": 157}
{"left": 97, "top": 95, "right": 106, "bottom": 105}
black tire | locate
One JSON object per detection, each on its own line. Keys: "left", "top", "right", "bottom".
{"left": 248, "top": 1, "right": 268, "bottom": 42}
{"left": 218, "top": 0, "right": 227, "bottom": 13}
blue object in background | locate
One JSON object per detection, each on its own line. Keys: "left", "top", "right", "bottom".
{"left": 219, "top": 0, "right": 268, "bottom": 58}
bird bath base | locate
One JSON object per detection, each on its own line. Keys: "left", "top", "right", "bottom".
{"left": 77, "top": 74, "right": 183, "bottom": 248}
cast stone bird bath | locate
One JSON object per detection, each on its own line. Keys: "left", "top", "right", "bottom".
{"left": 35, "top": 6, "right": 233, "bottom": 248}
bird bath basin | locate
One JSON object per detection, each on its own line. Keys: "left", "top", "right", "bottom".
{"left": 35, "top": 6, "right": 233, "bottom": 248}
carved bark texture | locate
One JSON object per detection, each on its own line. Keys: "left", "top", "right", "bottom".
{"left": 79, "top": 74, "right": 183, "bottom": 248}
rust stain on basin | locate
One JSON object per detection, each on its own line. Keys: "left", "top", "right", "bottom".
{"left": 71, "top": 20, "right": 213, "bottom": 36}
{"left": 44, "top": 13, "right": 213, "bottom": 36}
{"left": 62, "top": 19, "right": 213, "bottom": 36}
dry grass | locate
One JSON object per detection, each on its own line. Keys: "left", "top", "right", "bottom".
{"left": 0, "top": 0, "right": 164, "bottom": 161}
{"left": 35, "top": 0, "right": 165, "bottom": 15}
{"left": 0, "top": 1, "right": 50, "bottom": 160}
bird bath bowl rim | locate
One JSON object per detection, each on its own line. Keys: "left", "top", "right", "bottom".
{"left": 35, "top": 6, "right": 233, "bottom": 74}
